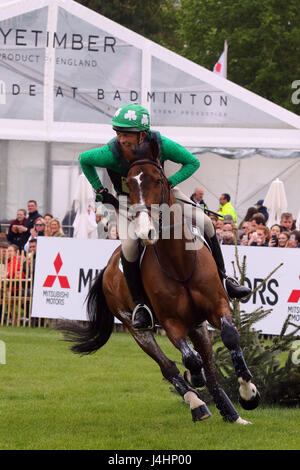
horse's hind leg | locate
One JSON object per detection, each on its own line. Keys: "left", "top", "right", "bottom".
{"left": 220, "top": 316, "right": 260, "bottom": 411}
{"left": 130, "top": 327, "right": 211, "bottom": 422}
{"left": 189, "top": 323, "right": 251, "bottom": 425}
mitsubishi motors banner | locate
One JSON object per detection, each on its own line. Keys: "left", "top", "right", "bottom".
{"left": 32, "top": 237, "right": 300, "bottom": 335}
{"left": 31, "top": 237, "right": 121, "bottom": 321}
{"left": 223, "top": 246, "right": 300, "bottom": 335}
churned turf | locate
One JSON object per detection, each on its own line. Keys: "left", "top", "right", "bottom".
{"left": 0, "top": 326, "right": 299, "bottom": 450}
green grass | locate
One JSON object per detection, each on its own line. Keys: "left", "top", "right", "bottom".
{"left": 0, "top": 326, "right": 299, "bottom": 450}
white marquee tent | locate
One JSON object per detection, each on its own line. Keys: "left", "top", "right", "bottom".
{"left": 0, "top": 0, "right": 300, "bottom": 222}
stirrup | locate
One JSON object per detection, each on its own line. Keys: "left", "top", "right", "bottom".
{"left": 132, "top": 303, "right": 154, "bottom": 331}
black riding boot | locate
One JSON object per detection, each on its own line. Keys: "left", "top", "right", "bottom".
{"left": 210, "top": 234, "right": 251, "bottom": 299}
{"left": 120, "top": 251, "right": 154, "bottom": 330}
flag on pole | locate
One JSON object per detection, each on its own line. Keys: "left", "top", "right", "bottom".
{"left": 213, "top": 40, "right": 228, "bottom": 78}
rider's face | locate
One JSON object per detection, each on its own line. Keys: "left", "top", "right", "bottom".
{"left": 116, "top": 131, "right": 146, "bottom": 150}
{"left": 116, "top": 131, "right": 139, "bottom": 149}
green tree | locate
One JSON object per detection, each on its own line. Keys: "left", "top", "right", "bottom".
{"left": 177, "top": 0, "right": 300, "bottom": 114}
{"left": 76, "top": 0, "right": 181, "bottom": 50}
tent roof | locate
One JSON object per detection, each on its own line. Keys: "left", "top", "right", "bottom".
{"left": 0, "top": 0, "right": 300, "bottom": 149}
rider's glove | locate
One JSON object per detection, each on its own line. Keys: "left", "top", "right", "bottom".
{"left": 95, "top": 188, "right": 119, "bottom": 210}
{"left": 95, "top": 187, "right": 106, "bottom": 203}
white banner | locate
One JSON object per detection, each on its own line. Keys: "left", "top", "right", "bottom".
{"left": 32, "top": 238, "right": 300, "bottom": 334}
{"left": 223, "top": 245, "right": 300, "bottom": 335}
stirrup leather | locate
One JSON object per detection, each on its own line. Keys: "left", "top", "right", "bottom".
{"left": 132, "top": 303, "right": 154, "bottom": 330}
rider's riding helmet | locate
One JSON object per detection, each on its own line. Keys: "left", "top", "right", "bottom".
{"left": 110, "top": 103, "right": 150, "bottom": 132}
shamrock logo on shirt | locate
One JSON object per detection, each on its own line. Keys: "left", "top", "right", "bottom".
{"left": 124, "top": 110, "right": 137, "bottom": 121}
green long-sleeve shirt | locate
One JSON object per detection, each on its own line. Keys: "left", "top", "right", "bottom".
{"left": 79, "top": 133, "right": 200, "bottom": 193}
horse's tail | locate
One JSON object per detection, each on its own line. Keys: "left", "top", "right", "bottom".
{"left": 57, "top": 268, "right": 114, "bottom": 355}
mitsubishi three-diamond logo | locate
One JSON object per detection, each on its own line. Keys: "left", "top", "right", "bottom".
{"left": 287, "top": 275, "right": 300, "bottom": 303}
{"left": 43, "top": 253, "right": 70, "bottom": 288}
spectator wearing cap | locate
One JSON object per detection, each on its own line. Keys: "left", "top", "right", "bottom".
{"left": 255, "top": 200, "right": 269, "bottom": 223}
{"left": 217, "top": 193, "right": 237, "bottom": 226}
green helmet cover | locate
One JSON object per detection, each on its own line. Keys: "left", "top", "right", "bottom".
{"left": 110, "top": 103, "right": 150, "bottom": 131}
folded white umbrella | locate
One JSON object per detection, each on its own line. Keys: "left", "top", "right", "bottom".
{"left": 296, "top": 209, "right": 300, "bottom": 230}
{"left": 263, "top": 178, "right": 288, "bottom": 228}
{"left": 73, "top": 174, "right": 97, "bottom": 239}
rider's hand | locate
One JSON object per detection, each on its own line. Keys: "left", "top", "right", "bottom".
{"left": 95, "top": 188, "right": 106, "bottom": 203}
{"left": 95, "top": 188, "right": 119, "bottom": 209}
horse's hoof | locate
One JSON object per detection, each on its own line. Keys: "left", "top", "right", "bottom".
{"left": 191, "top": 404, "right": 212, "bottom": 422}
{"left": 235, "top": 417, "right": 253, "bottom": 425}
{"left": 239, "top": 390, "right": 261, "bottom": 410}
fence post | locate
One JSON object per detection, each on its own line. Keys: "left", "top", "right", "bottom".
{"left": 0, "top": 340, "right": 6, "bottom": 364}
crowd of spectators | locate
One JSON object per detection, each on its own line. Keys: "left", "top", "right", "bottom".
{"left": 0, "top": 191, "right": 299, "bottom": 284}
{"left": 0, "top": 198, "right": 120, "bottom": 281}
{"left": 205, "top": 191, "right": 300, "bottom": 249}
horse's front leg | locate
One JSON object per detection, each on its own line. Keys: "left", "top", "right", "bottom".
{"left": 130, "top": 326, "right": 211, "bottom": 422}
{"left": 220, "top": 316, "right": 260, "bottom": 411}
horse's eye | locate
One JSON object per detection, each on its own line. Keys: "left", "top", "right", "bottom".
{"left": 156, "top": 178, "right": 162, "bottom": 186}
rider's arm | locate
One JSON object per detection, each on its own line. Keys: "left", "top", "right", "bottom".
{"left": 78, "top": 145, "right": 115, "bottom": 190}
{"left": 160, "top": 136, "right": 200, "bottom": 187}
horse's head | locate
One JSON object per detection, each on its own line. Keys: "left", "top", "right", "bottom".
{"left": 126, "top": 140, "right": 169, "bottom": 245}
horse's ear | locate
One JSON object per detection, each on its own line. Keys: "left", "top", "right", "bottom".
{"left": 149, "top": 138, "right": 160, "bottom": 162}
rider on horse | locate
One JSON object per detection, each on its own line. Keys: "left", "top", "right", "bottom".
{"left": 79, "top": 103, "right": 251, "bottom": 330}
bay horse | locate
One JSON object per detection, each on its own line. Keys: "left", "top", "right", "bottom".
{"left": 59, "top": 140, "right": 260, "bottom": 424}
